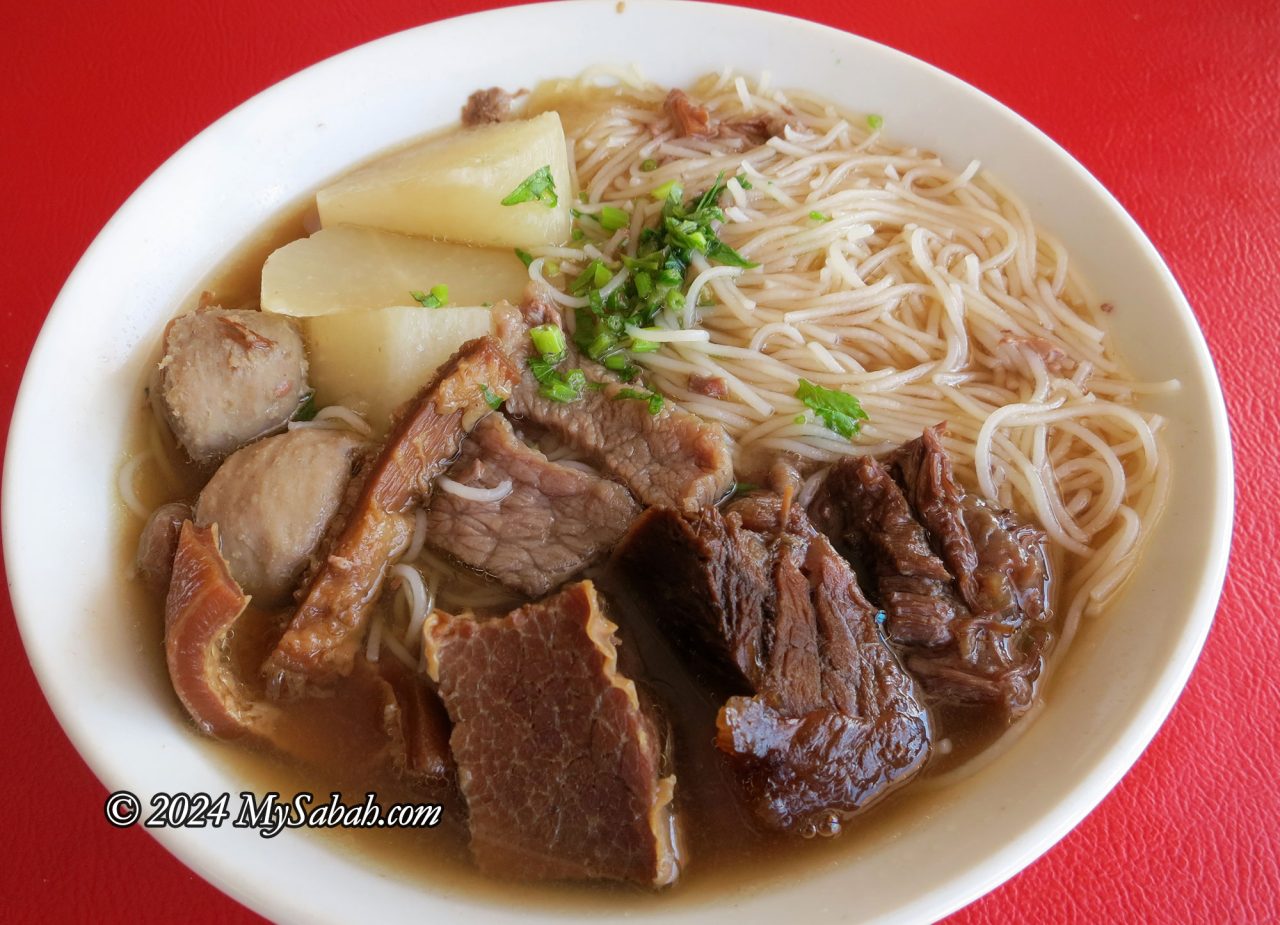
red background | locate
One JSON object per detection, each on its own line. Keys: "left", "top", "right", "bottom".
{"left": 2, "top": 1, "right": 1276, "bottom": 921}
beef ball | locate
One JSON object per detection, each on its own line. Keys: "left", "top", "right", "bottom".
{"left": 158, "top": 308, "right": 309, "bottom": 464}
{"left": 194, "top": 428, "right": 366, "bottom": 605}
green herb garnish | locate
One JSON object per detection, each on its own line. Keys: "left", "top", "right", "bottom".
{"left": 293, "top": 391, "right": 318, "bottom": 422}
{"left": 501, "top": 165, "right": 558, "bottom": 208}
{"left": 479, "top": 384, "right": 504, "bottom": 411}
{"left": 410, "top": 283, "right": 449, "bottom": 308}
{"left": 640, "top": 158, "right": 659, "bottom": 172}
{"left": 735, "top": 174, "right": 753, "bottom": 190}
{"left": 615, "top": 387, "right": 664, "bottom": 415}
{"left": 795, "top": 379, "right": 868, "bottom": 438}
{"left": 732, "top": 481, "right": 759, "bottom": 496}
{"left": 808, "top": 210, "right": 831, "bottom": 223}
{"left": 867, "top": 114, "right": 884, "bottom": 131}
{"left": 515, "top": 248, "right": 534, "bottom": 268}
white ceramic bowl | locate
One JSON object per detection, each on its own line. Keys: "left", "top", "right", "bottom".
{"left": 3, "top": 2, "right": 1232, "bottom": 922}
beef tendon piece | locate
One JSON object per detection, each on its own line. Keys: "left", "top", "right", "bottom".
{"left": 165, "top": 520, "right": 279, "bottom": 739}
{"left": 614, "top": 500, "right": 930, "bottom": 836}
{"left": 157, "top": 307, "right": 309, "bottom": 465}
{"left": 814, "top": 425, "right": 1052, "bottom": 718}
{"left": 496, "top": 295, "right": 733, "bottom": 513}
{"left": 263, "top": 337, "right": 520, "bottom": 693}
{"left": 423, "top": 581, "right": 682, "bottom": 887}
{"left": 425, "top": 414, "right": 640, "bottom": 597}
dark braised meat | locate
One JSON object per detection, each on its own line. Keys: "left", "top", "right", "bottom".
{"left": 366, "top": 655, "right": 453, "bottom": 792}
{"left": 157, "top": 307, "right": 309, "bottom": 465}
{"left": 812, "top": 425, "right": 1052, "bottom": 718}
{"left": 425, "top": 414, "right": 640, "bottom": 597}
{"left": 495, "top": 293, "right": 734, "bottom": 513}
{"left": 263, "top": 337, "right": 519, "bottom": 693}
{"left": 613, "top": 498, "right": 930, "bottom": 835}
{"left": 811, "top": 454, "right": 964, "bottom": 649}
{"left": 461, "top": 87, "right": 512, "bottom": 126}
{"left": 135, "top": 501, "right": 192, "bottom": 595}
{"left": 424, "top": 581, "right": 682, "bottom": 887}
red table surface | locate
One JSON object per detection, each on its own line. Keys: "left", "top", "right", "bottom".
{"left": 2, "top": 1, "right": 1277, "bottom": 921}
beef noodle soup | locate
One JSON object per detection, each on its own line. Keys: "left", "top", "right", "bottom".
{"left": 118, "top": 70, "right": 1171, "bottom": 901}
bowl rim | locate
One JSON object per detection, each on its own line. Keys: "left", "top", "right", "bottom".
{"left": 2, "top": 2, "right": 1234, "bottom": 922}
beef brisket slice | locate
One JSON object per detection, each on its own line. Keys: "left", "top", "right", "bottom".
{"left": 495, "top": 297, "right": 734, "bottom": 513}
{"left": 614, "top": 500, "right": 930, "bottom": 834}
{"left": 425, "top": 414, "right": 640, "bottom": 597}
{"left": 424, "top": 581, "right": 681, "bottom": 887}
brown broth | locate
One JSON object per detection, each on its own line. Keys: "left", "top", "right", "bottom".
{"left": 115, "top": 124, "right": 1067, "bottom": 912}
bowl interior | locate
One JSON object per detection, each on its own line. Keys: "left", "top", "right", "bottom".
{"left": 3, "top": 2, "right": 1231, "bottom": 923}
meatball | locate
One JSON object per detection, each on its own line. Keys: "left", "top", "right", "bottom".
{"left": 194, "top": 428, "right": 366, "bottom": 606}
{"left": 158, "top": 308, "right": 309, "bottom": 464}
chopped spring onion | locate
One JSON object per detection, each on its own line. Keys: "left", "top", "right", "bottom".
{"left": 599, "top": 205, "right": 630, "bottom": 231}
{"left": 501, "top": 165, "right": 558, "bottom": 207}
{"left": 529, "top": 323, "right": 567, "bottom": 359}
{"left": 867, "top": 113, "right": 884, "bottom": 131}
{"left": 640, "top": 158, "right": 659, "bottom": 172}
{"left": 410, "top": 284, "right": 449, "bottom": 308}
{"left": 614, "top": 388, "right": 664, "bottom": 415}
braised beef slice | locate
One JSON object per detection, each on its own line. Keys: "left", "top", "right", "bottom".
{"left": 424, "top": 581, "right": 681, "bottom": 887}
{"left": 613, "top": 498, "right": 929, "bottom": 835}
{"left": 813, "top": 426, "right": 1052, "bottom": 718}
{"left": 495, "top": 293, "right": 734, "bottom": 513}
{"left": 263, "top": 337, "right": 519, "bottom": 693}
{"left": 425, "top": 414, "right": 640, "bottom": 597}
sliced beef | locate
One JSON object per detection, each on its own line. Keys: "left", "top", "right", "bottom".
{"left": 157, "top": 307, "right": 309, "bottom": 465}
{"left": 461, "top": 87, "right": 512, "bottom": 126}
{"left": 423, "top": 581, "right": 681, "bottom": 887}
{"left": 165, "top": 520, "right": 280, "bottom": 739}
{"left": 613, "top": 498, "right": 930, "bottom": 835}
{"left": 812, "top": 425, "right": 1052, "bottom": 718}
{"left": 263, "top": 337, "right": 520, "bottom": 693}
{"left": 425, "top": 414, "right": 640, "bottom": 597}
{"left": 495, "top": 294, "right": 734, "bottom": 513}
{"left": 194, "top": 428, "right": 367, "bottom": 606}
{"left": 135, "top": 501, "right": 192, "bottom": 595}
